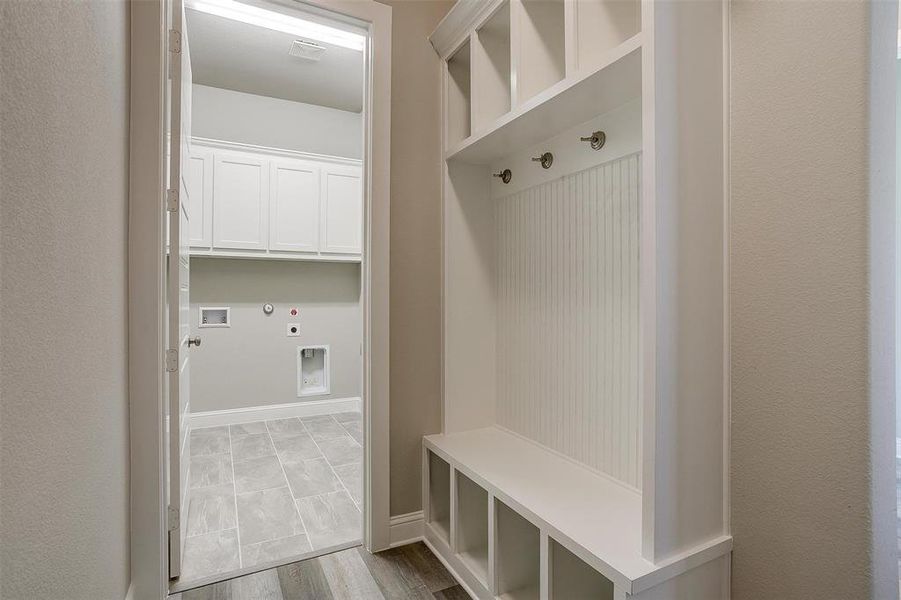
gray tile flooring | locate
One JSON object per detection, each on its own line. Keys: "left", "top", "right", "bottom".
{"left": 181, "top": 412, "right": 363, "bottom": 583}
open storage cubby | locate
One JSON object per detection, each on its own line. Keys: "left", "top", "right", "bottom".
{"left": 455, "top": 472, "right": 490, "bottom": 586}
{"left": 473, "top": 1, "right": 511, "bottom": 131}
{"left": 549, "top": 538, "right": 614, "bottom": 600}
{"left": 428, "top": 1, "right": 731, "bottom": 598}
{"left": 427, "top": 450, "right": 451, "bottom": 543}
{"left": 446, "top": 39, "right": 472, "bottom": 147}
{"left": 495, "top": 500, "right": 540, "bottom": 600}
{"left": 515, "top": 0, "right": 565, "bottom": 104}
{"left": 568, "top": 0, "right": 641, "bottom": 74}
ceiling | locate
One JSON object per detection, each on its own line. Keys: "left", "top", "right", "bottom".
{"left": 186, "top": 8, "right": 364, "bottom": 113}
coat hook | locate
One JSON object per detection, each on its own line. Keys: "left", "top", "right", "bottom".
{"left": 492, "top": 169, "right": 512, "bottom": 184}
{"left": 531, "top": 152, "right": 553, "bottom": 169}
{"left": 580, "top": 130, "right": 606, "bottom": 151}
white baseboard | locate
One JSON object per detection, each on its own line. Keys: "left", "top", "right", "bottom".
{"left": 190, "top": 397, "right": 360, "bottom": 429}
{"left": 124, "top": 582, "right": 134, "bottom": 600}
{"left": 389, "top": 510, "right": 424, "bottom": 548}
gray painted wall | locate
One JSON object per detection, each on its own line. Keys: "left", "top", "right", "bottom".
{"left": 0, "top": 1, "right": 130, "bottom": 598}
{"left": 731, "top": 2, "right": 895, "bottom": 597}
{"left": 189, "top": 258, "right": 362, "bottom": 413}
{"left": 192, "top": 83, "right": 362, "bottom": 158}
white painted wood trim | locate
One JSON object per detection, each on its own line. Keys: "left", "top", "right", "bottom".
{"left": 189, "top": 397, "right": 360, "bottom": 429}
{"left": 429, "top": 0, "right": 506, "bottom": 60}
{"left": 128, "top": 0, "right": 169, "bottom": 597}
{"left": 388, "top": 511, "right": 425, "bottom": 548}
{"left": 124, "top": 582, "right": 135, "bottom": 600}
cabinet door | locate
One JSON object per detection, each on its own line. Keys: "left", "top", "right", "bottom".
{"left": 269, "top": 159, "right": 320, "bottom": 252}
{"left": 320, "top": 164, "right": 362, "bottom": 255}
{"left": 213, "top": 153, "right": 269, "bottom": 250}
{"left": 187, "top": 149, "right": 213, "bottom": 248}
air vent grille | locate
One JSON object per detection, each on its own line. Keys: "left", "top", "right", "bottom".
{"left": 289, "top": 39, "right": 326, "bottom": 61}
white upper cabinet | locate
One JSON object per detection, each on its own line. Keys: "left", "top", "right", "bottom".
{"left": 213, "top": 152, "right": 269, "bottom": 250}
{"left": 187, "top": 150, "right": 213, "bottom": 248}
{"left": 269, "top": 159, "right": 320, "bottom": 253}
{"left": 320, "top": 164, "right": 363, "bottom": 255}
{"left": 186, "top": 138, "right": 362, "bottom": 261}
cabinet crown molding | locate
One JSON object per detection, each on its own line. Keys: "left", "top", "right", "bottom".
{"left": 429, "top": 0, "right": 506, "bottom": 59}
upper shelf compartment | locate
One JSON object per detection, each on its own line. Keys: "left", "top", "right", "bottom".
{"left": 432, "top": 0, "right": 642, "bottom": 165}
{"left": 515, "top": 0, "right": 566, "bottom": 104}
{"left": 450, "top": 35, "right": 640, "bottom": 164}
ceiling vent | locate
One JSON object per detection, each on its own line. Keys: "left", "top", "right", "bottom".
{"left": 289, "top": 39, "right": 327, "bottom": 61}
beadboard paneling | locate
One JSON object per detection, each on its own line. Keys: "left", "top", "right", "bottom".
{"left": 495, "top": 152, "right": 641, "bottom": 489}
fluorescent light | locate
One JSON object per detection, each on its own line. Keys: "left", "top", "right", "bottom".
{"left": 186, "top": 0, "right": 365, "bottom": 51}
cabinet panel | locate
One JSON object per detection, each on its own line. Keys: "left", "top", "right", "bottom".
{"left": 320, "top": 165, "right": 362, "bottom": 255}
{"left": 269, "top": 160, "right": 320, "bottom": 252}
{"left": 187, "top": 150, "right": 213, "bottom": 248}
{"left": 213, "top": 153, "right": 269, "bottom": 250}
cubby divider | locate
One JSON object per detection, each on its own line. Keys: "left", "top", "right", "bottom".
{"left": 427, "top": 450, "right": 451, "bottom": 543}
{"left": 514, "top": 0, "right": 566, "bottom": 105}
{"left": 549, "top": 538, "right": 615, "bottom": 600}
{"left": 495, "top": 500, "right": 540, "bottom": 600}
{"left": 567, "top": 0, "right": 641, "bottom": 74}
{"left": 454, "top": 472, "right": 490, "bottom": 587}
{"left": 446, "top": 39, "right": 472, "bottom": 147}
{"left": 473, "top": 1, "right": 511, "bottom": 131}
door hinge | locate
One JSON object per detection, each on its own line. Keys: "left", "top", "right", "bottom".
{"left": 166, "top": 188, "right": 179, "bottom": 213}
{"left": 168, "top": 505, "right": 180, "bottom": 531}
{"left": 165, "top": 349, "right": 178, "bottom": 372}
{"left": 168, "top": 29, "right": 182, "bottom": 54}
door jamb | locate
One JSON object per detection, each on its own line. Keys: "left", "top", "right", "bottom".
{"left": 128, "top": 1, "right": 392, "bottom": 597}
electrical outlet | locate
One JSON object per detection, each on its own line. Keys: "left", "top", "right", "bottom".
{"left": 286, "top": 323, "right": 300, "bottom": 337}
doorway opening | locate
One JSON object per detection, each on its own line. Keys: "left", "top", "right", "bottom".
{"left": 167, "top": 0, "right": 368, "bottom": 588}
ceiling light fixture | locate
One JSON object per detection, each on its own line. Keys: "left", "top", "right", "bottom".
{"left": 186, "top": 0, "right": 365, "bottom": 51}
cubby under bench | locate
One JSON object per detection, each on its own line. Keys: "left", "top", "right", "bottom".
{"left": 422, "top": 428, "right": 732, "bottom": 600}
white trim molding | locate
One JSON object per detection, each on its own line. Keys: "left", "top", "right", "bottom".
{"left": 190, "top": 397, "right": 360, "bottom": 429}
{"left": 388, "top": 511, "right": 424, "bottom": 548}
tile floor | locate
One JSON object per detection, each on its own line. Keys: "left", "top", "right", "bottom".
{"left": 181, "top": 412, "right": 363, "bottom": 583}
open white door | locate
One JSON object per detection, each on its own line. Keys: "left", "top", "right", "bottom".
{"left": 167, "top": 0, "right": 193, "bottom": 580}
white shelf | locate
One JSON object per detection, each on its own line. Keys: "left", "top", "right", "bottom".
{"left": 446, "top": 33, "right": 641, "bottom": 164}
{"left": 424, "top": 427, "right": 732, "bottom": 595}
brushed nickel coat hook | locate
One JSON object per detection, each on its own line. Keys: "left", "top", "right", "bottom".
{"left": 492, "top": 169, "right": 512, "bottom": 184}
{"left": 580, "top": 130, "right": 606, "bottom": 151}
{"left": 531, "top": 152, "right": 553, "bottom": 169}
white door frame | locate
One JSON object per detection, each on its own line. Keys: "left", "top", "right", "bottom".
{"left": 128, "top": 1, "right": 392, "bottom": 597}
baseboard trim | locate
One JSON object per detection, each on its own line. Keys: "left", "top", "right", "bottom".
{"left": 389, "top": 510, "right": 424, "bottom": 548}
{"left": 124, "top": 582, "right": 134, "bottom": 600}
{"left": 190, "top": 397, "right": 361, "bottom": 429}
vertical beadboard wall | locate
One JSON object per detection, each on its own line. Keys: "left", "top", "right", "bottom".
{"left": 495, "top": 152, "right": 641, "bottom": 489}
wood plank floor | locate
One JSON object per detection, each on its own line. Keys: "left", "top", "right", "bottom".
{"left": 172, "top": 542, "right": 469, "bottom": 600}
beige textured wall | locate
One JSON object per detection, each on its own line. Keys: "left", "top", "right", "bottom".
{"left": 379, "top": 0, "right": 453, "bottom": 517}
{"left": 731, "top": 2, "right": 895, "bottom": 597}
{"left": 0, "top": 1, "right": 130, "bottom": 598}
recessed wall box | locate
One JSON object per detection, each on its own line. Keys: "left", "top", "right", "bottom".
{"left": 199, "top": 307, "right": 230, "bottom": 328}
{"left": 297, "top": 345, "right": 329, "bottom": 397}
